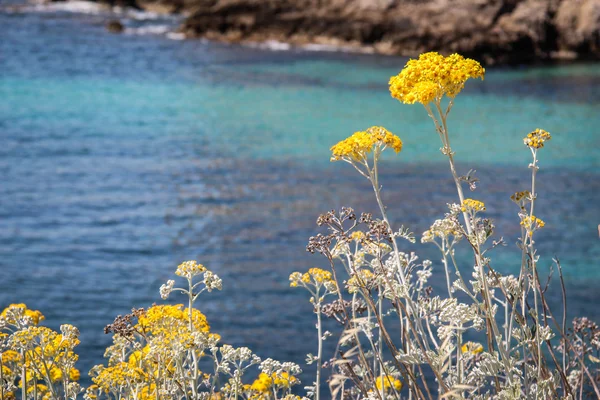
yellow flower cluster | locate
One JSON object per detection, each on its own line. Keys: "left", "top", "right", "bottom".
{"left": 461, "top": 199, "right": 486, "bottom": 213}
{"left": 330, "top": 126, "right": 402, "bottom": 162}
{"left": 1, "top": 303, "right": 45, "bottom": 325}
{"left": 92, "top": 362, "right": 147, "bottom": 394}
{"left": 350, "top": 230, "right": 366, "bottom": 241}
{"left": 137, "top": 304, "right": 210, "bottom": 340}
{"left": 389, "top": 52, "right": 485, "bottom": 105}
{"left": 90, "top": 302, "right": 219, "bottom": 399}
{"left": 375, "top": 375, "right": 403, "bottom": 392}
{"left": 520, "top": 215, "right": 545, "bottom": 233}
{"left": 524, "top": 128, "right": 551, "bottom": 149}
{"left": 175, "top": 260, "right": 207, "bottom": 279}
{"left": 461, "top": 341, "right": 484, "bottom": 355}
{"left": 1, "top": 307, "right": 81, "bottom": 400}
{"left": 347, "top": 269, "right": 375, "bottom": 294}
{"left": 249, "top": 371, "right": 299, "bottom": 394}
{"left": 289, "top": 268, "right": 333, "bottom": 288}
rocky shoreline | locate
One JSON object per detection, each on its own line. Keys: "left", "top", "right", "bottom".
{"left": 67, "top": 0, "right": 600, "bottom": 64}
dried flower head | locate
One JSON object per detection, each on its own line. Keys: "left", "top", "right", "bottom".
{"left": 389, "top": 52, "right": 484, "bottom": 105}
{"left": 511, "top": 190, "right": 531, "bottom": 203}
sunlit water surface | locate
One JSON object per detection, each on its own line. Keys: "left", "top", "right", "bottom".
{"left": 1, "top": 5, "right": 600, "bottom": 387}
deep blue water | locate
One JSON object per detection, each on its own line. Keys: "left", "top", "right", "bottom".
{"left": 1, "top": 3, "right": 600, "bottom": 389}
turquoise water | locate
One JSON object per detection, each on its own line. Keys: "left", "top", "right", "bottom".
{"left": 1, "top": 5, "right": 600, "bottom": 386}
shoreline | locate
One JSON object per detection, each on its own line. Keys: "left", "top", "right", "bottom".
{"left": 3, "top": 0, "right": 600, "bottom": 66}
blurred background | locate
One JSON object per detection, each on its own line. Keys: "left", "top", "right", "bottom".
{"left": 1, "top": 0, "right": 599, "bottom": 387}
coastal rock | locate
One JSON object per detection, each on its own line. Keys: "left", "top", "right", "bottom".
{"left": 178, "top": 0, "right": 600, "bottom": 64}
{"left": 106, "top": 19, "right": 124, "bottom": 33}
{"left": 555, "top": 0, "right": 600, "bottom": 56}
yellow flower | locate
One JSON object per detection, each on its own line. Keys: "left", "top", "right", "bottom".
{"left": 375, "top": 375, "right": 403, "bottom": 392}
{"left": 1, "top": 350, "right": 21, "bottom": 363}
{"left": 347, "top": 269, "right": 375, "bottom": 294}
{"left": 2, "top": 365, "right": 12, "bottom": 377}
{"left": 69, "top": 367, "right": 81, "bottom": 381}
{"left": 330, "top": 126, "right": 402, "bottom": 162}
{"left": 26, "top": 384, "right": 49, "bottom": 395}
{"left": 1, "top": 304, "right": 45, "bottom": 325}
{"left": 389, "top": 52, "right": 484, "bottom": 105}
{"left": 250, "top": 372, "right": 273, "bottom": 392}
{"left": 272, "top": 371, "right": 298, "bottom": 388}
{"left": 524, "top": 128, "right": 551, "bottom": 149}
{"left": 520, "top": 215, "right": 545, "bottom": 235}
{"left": 461, "top": 341, "right": 484, "bottom": 355}
{"left": 461, "top": 199, "right": 486, "bottom": 213}
{"left": 290, "top": 268, "right": 334, "bottom": 288}
{"left": 137, "top": 304, "right": 210, "bottom": 335}
{"left": 49, "top": 366, "right": 63, "bottom": 382}
{"left": 175, "top": 260, "right": 207, "bottom": 279}
{"left": 350, "top": 231, "right": 366, "bottom": 241}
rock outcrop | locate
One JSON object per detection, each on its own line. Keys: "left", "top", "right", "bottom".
{"left": 176, "top": 0, "right": 600, "bottom": 64}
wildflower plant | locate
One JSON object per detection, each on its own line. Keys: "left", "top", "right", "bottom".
{"left": 84, "top": 261, "right": 301, "bottom": 400}
{"left": 287, "top": 51, "right": 597, "bottom": 400}
{"left": 0, "top": 304, "right": 82, "bottom": 400}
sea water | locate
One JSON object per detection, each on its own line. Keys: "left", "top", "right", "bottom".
{"left": 1, "top": 4, "right": 599, "bottom": 386}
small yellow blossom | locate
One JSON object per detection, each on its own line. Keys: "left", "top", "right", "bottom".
{"left": 1, "top": 304, "right": 45, "bottom": 325}
{"left": 461, "top": 199, "right": 486, "bottom": 213}
{"left": 375, "top": 375, "right": 403, "bottom": 392}
{"left": 272, "top": 371, "right": 298, "bottom": 388}
{"left": 524, "top": 128, "right": 551, "bottom": 149}
{"left": 250, "top": 372, "right": 273, "bottom": 392}
{"left": 461, "top": 341, "right": 484, "bottom": 355}
{"left": 49, "top": 366, "right": 63, "bottom": 382}
{"left": 69, "top": 367, "right": 81, "bottom": 381}
{"left": 389, "top": 52, "right": 484, "bottom": 105}
{"left": 347, "top": 269, "right": 375, "bottom": 294}
{"left": 1, "top": 350, "right": 21, "bottom": 363}
{"left": 520, "top": 215, "right": 545, "bottom": 235}
{"left": 330, "top": 126, "right": 402, "bottom": 162}
{"left": 175, "top": 260, "right": 207, "bottom": 279}
{"left": 2, "top": 391, "right": 16, "bottom": 400}
{"left": 350, "top": 231, "right": 366, "bottom": 241}
{"left": 289, "top": 268, "right": 334, "bottom": 288}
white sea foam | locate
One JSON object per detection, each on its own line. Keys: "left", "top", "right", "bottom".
{"left": 302, "top": 43, "right": 373, "bottom": 54}
{"left": 166, "top": 31, "right": 185, "bottom": 40}
{"left": 15, "top": 0, "right": 174, "bottom": 21}
{"left": 247, "top": 40, "right": 292, "bottom": 51}
{"left": 27, "top": 1, "right": 108, "bottom": 14}
{"left": 126, "top": 24, "right": 171, "bottom": 35}
{"left": 243, "top": 39, "right": 371, "bottom": 55}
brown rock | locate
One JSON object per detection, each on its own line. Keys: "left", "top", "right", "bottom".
{"left": 555, "top": 0, "right": 600, "bottom": 56}
{"left": 177, "top": 0, "right": 600, "bottom": 64}
{"left": 106, "top": 19, "right": 124, "bottom": 33}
